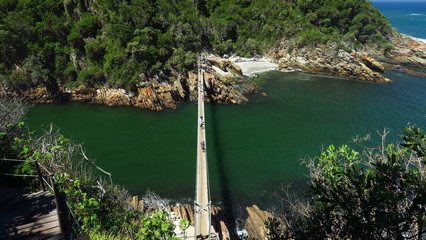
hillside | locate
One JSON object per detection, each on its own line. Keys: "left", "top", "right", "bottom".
{"left": 0, "top": 0, "right": 419, "bottom": 108}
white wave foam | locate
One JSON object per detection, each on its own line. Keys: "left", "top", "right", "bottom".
{"left": 409, "top": 35, "right": 426, "bottom": 43}
{"left": 417, "top": 38, "right": 426, "bottom": 43}
{"left": 410, "top": 13, "right": 423, "bottom": 16}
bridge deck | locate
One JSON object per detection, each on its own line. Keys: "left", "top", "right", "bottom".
{"left": 0, "top": 186, "right": 62, "bottom": 240}
{"left": 195, "top": 59, "right": 212, "bottom": 239}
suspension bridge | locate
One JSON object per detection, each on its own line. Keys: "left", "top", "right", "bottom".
{"left": 193, "top": 55, "right": 215, "bottom": 240}
{"left": 0, "top": 55, "right": 218, "bottom": 240}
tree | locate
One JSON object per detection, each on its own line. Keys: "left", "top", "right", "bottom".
{"left": 0, "top": 0, "right": 396, "bottom": 94}
{"left": 22, "top": 54, "right": 63, "bottom": 101}
{"left": 272, "top": 127, "right": 426, "bottom": 240}
{"left": 75, "top": 12, "right": 101, "bottom": 37}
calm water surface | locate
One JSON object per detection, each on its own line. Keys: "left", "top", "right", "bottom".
{"left": 26, "top": 71, "right": 426, "bottom": 208}
{"left": 22, "top": 0, "right": 426, "bottom": 210}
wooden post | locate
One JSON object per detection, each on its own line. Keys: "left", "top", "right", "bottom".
{"left": 51, "top": 176, "right": 72, "bottom": 240}
{"left": 34, "top": 161, "right": 46, "bottom": 191}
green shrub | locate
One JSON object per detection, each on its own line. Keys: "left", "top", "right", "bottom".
{"left": 75, "top": 13, "right": 101, "bottom": 37}
{"left": 137, "top": 211, "right": 176, "bottom": 240}
{"left": 273, "top": 126, "right": 426, "bottom": 239}
{"left": 67, "top": 30, "right": 84, "bottom": 49}
{"left": 85, "top": 40, "right": 106, "bottom": 63}
{"left": 77, "top": 66, "right": 105, "bottom": 87}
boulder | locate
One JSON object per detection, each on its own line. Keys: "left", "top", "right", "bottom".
{"left": 69, "top": 85, "right": 96, "bottom": 103}
{"left": 134, "top": 86, "right": 163, "bottom": 111}
{"left": 276, "top": 45, "right": 392, "bottom": 83}
{"left": 203, "top": 72, "right": 249, "bottom": 104}
{"left": 208, "top": 56, "right": 243, "bottom": 76}
{"left": 361, "top": 55, "right": 385, "bottom": 73}
{"left": 173, "top": 79, "right": 187, "bottom": 100}
{"left": 244, "top": 205, "right": 277, "bottom": 240}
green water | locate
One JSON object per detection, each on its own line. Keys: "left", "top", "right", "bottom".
{"left": 26, "top": 70, "right": 426, "bottom": 208}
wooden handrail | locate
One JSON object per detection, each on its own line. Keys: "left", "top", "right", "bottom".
{"left": 1, "top": 158, "right": 82, "bottom": 238}
{"left": 51, "top": 176, "right": 72, "bottom": 240}
{"left": 0, "top": 158, "right": 36, "bottom": 162}
{"left": 34, "top": 161, "right": 46, "bottom": 191}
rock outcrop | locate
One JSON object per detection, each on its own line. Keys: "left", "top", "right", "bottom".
{"left": 361, "top": 54, "right": 385, "bottom": 73}
{"left": 208, "top": 56, "right": 243, "bottom": 76}
{"left": 4, "top": 35, "right": 425, "bottom": 110}
{"left": 272, "top": 43, "right": 392, "bottom": 83}
{"left": 28, "top": 88, "right": 63, "bottom": 104}
{"left": 244, "top": 205, "right": 282, "bottom": 240}
{"left": 65, "top": 84, "right": 171, "bottom": 111}
{"left": 204, "top": 72, "right": 249, "bottom": 104}
{"left": 0, "top": 60, "right": 257, "bottom": 111}
{"left": 165, "top": 204, "right": 278, "bottom": 240}
{"left": 165, "top": 204, "right": 239, "bottom": 240}
{"left": 384, "top": 35, "right": 426, "bottom": 68}
{"left": 129, "top": 196, "right": 278, "bottom": 240}
{"left": 272, "top": 34, "right": 426, "bottom": 83}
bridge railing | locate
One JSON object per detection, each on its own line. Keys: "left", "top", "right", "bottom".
{"left": 194, "top": 55, "right": 215, "bottom": 240}
{"left": 0, "top": 158, "right": 85, "bottom": 240}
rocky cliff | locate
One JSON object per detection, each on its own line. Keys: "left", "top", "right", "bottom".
{"left": 272, "top": 42, "right": 391, "bottom": 83}
{"left": 0, "top": 57, "right": 258, "bottom": 111}
{"left": 374, "top": 34, "right": 426, "bottom": 75}
{"left": 271, "top": 34, "right": 426, "bottom": 83}
{"left": 2, "top": 35, "right": 425, "bottom": 110}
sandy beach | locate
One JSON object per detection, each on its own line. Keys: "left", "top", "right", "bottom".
{"left": 230, "top": 57, "right": 278, "bottom": 75}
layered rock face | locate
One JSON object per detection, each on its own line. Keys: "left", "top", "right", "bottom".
{"left": 3, "top": 35, "right": 425, "bottom": 110}
{"left": 273, "top": 43, "right": 392, "bottom": 83}
{"left": 64, "top": 80, "right": 182, "bottom": 111}
{"left": 272, "top": 35, "right": 426, "bottom": 83}
{"left": 208, "top": 56, "right": 243, "bottom": 76}
{"left": 0, "top": 58, "right": 257, "bottom": 111}
{"left": 203, "top": 57, "right": 258, "bottom": 104}
{"left": 244, "top": 204, "right": 281, "bottom": 240}
{"left": 166, "top": 204, "right": 280, "bottom": 240}
{"left": 384, "top": 35, "right": 426, "bottom": 68}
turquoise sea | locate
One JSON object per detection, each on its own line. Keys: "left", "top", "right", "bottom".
{"left": 372, "top": 1, "right": 426, "bottom": 40}
{"left": 26, "top": 2, "right": 426, "bottom": 209}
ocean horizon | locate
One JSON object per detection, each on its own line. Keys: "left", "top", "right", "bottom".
{"left": 372, "top": 1, "right": 426, "bottom": 42}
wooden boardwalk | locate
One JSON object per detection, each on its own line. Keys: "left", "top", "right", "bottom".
{"left": 0, "top": 186, "right": 62, "bottom": 240}
{"left": 194, "top": 56, "right": 215, "bottom": 240}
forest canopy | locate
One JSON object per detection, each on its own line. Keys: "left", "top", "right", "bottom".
{"left": 0, "top": 0, "right": 393, "bottom": 91}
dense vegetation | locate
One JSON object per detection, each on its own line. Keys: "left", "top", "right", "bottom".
{"left": 0, "top": 0, "right": 393, "bottom": 95}
{"left": 269, "top": 126, "right": 426, "bottom": 240}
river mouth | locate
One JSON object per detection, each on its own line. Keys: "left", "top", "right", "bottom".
{"left": 25, "top": 70, "right": 426, "bottom": 209}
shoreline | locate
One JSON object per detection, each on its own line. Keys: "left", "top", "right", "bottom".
{"left": 408, "top": 35, "right": 426, "bottom": 44}
{"left": 229, "top": 57, "right": 278, "bottom": 75}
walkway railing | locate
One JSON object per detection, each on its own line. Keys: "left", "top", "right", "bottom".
{"left": 0, "top": 158, "right": 84, "bottom": 239}
{"left": 194, "top": 55, "right": 214, "bottom": 240}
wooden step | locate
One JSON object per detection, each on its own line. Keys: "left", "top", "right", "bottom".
{"left": 0, "top": 187, "right": 62, "bottom": 240}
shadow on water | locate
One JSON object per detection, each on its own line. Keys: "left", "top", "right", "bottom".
{"left": 209, "top": 103, "right": 237, "bottom": 236}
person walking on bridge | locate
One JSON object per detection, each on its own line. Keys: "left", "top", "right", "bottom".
{"left": 199, "top": 116, "right": 204, "bottom": 128}
{"left": 200, "top": 141, "right": 206, "bottom": 152}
